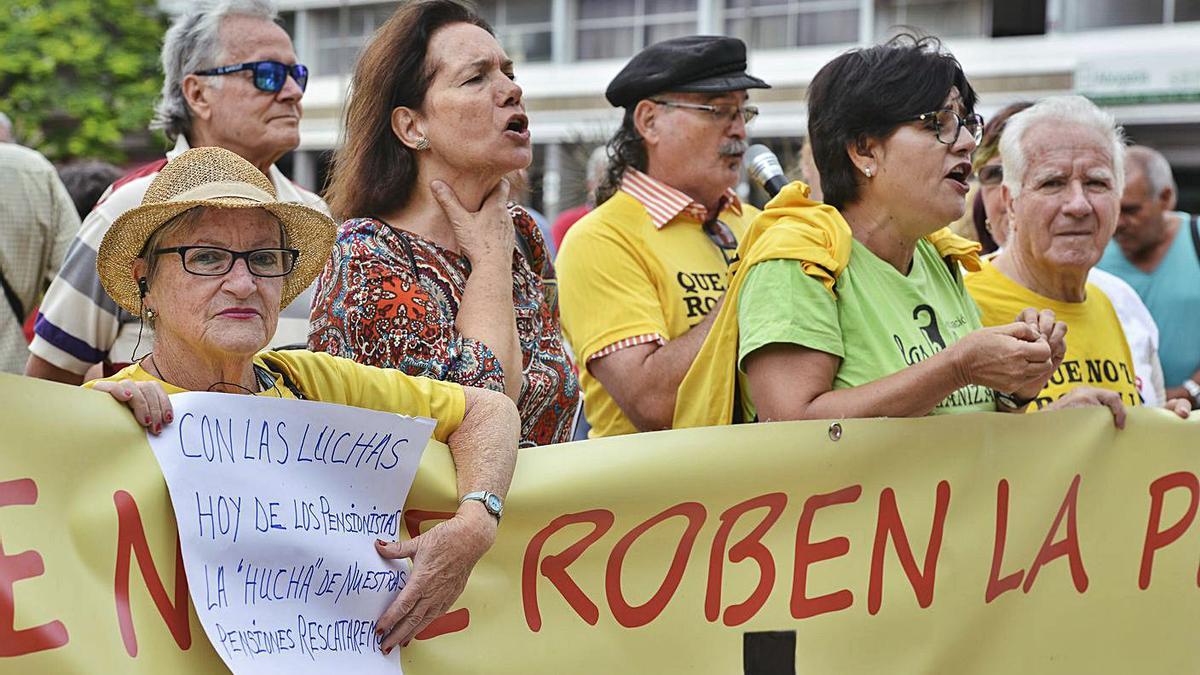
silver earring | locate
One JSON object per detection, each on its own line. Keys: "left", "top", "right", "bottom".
{"left": 863, "top": 166, "right": 873, "bottom": 178}
{"left": 414, "top": 137, "right": 430, "bottom": 151}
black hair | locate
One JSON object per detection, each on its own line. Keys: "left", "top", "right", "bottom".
{"left": 971, "top": 191, "right": 998, "bottom": 254}
{"left": 595, "top": 107, "right": 647, "bottom": 206}
{"left": 57, "top": 160, "right": 123, "bottom": 218}
{"left": 807, "top": 33, "right": 978, "bottom": 209}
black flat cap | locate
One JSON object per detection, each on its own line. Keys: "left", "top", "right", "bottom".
{"left": 605, "top": 35, "right": 770, "bottom": 108}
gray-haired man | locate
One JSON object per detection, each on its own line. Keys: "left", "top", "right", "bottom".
{"left": 1099, "top": 145, "right": 1200, "bottom": 408}
{"left": 27, "top": 0, "right": 327, "bottom": 384}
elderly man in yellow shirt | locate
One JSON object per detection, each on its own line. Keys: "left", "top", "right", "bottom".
{"left": 965, "top": 95, "right": 1190, "bottom": 420}
{"left": 556, "top": 35, "right": 769, "bottom": 437}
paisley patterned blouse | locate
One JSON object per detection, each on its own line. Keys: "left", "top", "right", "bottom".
{"left": 308, "top": 205, "right": 580, "bottom": 447}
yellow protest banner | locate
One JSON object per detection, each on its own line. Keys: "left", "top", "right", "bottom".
{"left": 1, "top": 372, "right": 1198, "bottom": 673}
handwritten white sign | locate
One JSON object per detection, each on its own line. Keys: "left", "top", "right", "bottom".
{"left": 147, "top": 392, "right": 436, "bottom": 675}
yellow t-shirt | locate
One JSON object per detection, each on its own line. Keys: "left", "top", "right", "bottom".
{"left": 965, "top": 259, "right": 1140, "bottom": 410}
{"left": 85, "top": 350, "right": 466, "bottom": 442}
{"left": 556, "top": 190, "right": 756, "bottom": 437}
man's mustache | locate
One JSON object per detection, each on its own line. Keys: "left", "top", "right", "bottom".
{"left": 719, "top": 140, "right": 747, "bottom": 157}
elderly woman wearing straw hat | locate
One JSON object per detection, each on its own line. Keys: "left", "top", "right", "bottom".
{"left": 86, "top": 146, "right": 519, "bottom": 652}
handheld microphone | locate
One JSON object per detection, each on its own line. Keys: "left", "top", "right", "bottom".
{"left": 743, "top": 144, "right": 788, "bottom": 197}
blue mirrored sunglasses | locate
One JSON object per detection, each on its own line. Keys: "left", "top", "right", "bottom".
{"left": 194, "top": 61, "right": 309, "bottom": 93}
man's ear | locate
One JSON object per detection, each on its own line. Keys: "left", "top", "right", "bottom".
{"left": 390, "top": 107, "right": 427, "bottom": 150}
{"left": 181, "top": 74, "right": 213, "bottom": 123}
{"left": 1159, "top": 184, "right": 1177, "bottom": 212}
{"left": 632, "top": 100, "right": 659, "bottom": 147}
{"left": 1002, "top": 183, "right": 1016, "bottom": 234}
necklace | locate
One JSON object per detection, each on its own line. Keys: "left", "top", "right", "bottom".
{"left": 143, "top": 353, "right": 275, "bottom": 396}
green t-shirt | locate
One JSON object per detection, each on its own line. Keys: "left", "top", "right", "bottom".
{"left": 737, "top": 238, "right": 995, "bottom": 418}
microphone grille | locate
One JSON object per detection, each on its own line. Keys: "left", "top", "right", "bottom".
{"left": 743, "top": 144, "right": 783, "bottom": 186}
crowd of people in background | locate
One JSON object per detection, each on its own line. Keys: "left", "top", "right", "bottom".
{"left": 2, "top": 0, "right": 1198, "bottom": 648}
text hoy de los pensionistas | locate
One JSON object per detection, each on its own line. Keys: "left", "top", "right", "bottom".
{"left": 173, "top": 411, "right": 415, "bottom": 471}
{"left": 193, "top": 491, "right": 404, "bottom": 542}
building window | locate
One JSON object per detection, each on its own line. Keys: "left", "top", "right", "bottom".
{"left": 1061, "top": 0, "right": 1162, "bottom": 31}
{"left": 477, "top": 0, "right": 554, "bottom": 63}
{"left": 575, "top": 0, "right": 699, "bottom": 60}
{"left": 875, "top": 0, "right": 987, "bottom": 40}
{"left": 1179, "top": 0, "right": 1200, "bottom": 22}
{"left": 310, "top": 2, "right": 398, "bottom": 76}
{"left": 1052, "top": 0, "right": 1200, "bottom": 29}
{"left": 724, "top": 0, "right": 859, "bottom": 49}
{"left": 278, "top": 10, "right": 296, "bottom": 42}
{"left": 990, "top": 0, "right": 1046, "bottom": 38}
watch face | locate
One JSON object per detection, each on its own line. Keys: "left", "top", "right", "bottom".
{"left": 485, "top": 494, "right": 503, "bottom": 513}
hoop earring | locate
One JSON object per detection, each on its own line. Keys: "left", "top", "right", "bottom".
{"left": 414, "top": 137, "right": 430, "bottom": 151}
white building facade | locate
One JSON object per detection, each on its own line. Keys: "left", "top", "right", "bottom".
{"left": 267, "top": 0, "right": 1200, "bottom": 216}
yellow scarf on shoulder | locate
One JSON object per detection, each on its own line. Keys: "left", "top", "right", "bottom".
{"left": 671, "top": 181, "right": 982, "bottom": 429}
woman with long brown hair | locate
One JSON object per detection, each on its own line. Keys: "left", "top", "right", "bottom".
{"left": 311, "top": 0, "right": 578, "bottom": 447}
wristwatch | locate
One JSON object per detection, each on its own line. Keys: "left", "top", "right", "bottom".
{"left": 994, "top": 390, "right": 1036, "bottom": 411}
{"left": 461, "top": 491, "right": 504, "bottom": 523}
{"left": 1182, "top": 379, "right": 1200, "bottom": 407}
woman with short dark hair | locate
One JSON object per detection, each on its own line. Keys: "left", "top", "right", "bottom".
{"left": 676, "top": 36, "right": 1119, "bottom": 427}
{"left": 312, "top": 0, "right": 578, "bottom": 447}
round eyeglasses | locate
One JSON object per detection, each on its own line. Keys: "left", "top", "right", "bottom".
{"left": 906, "top": 109, "right": 985, "bottom": 145}
{"left": 153, "top": 246, "right": 300, "bottom": 278}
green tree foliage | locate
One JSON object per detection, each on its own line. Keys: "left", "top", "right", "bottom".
{"left": 0, "top": 0, "right": 167, "bottom": 162}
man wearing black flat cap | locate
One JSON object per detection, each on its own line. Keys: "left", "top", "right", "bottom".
{"left": 556, "top": 35, "right": 770, "bottom": 437}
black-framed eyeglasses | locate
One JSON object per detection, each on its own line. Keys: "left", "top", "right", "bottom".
{"left": 153, "top": 246, "right": 300, "bottom": 278}
{"left": 650, "top": 99, "right": 759, "bottom": 125}
{"left": 907, "top": 109, "right": 985, "bottom": 145}
{"left": 978, "top": 164, "right": 1003, "bottom": 186}
{"left": 193, "top": 61, "right": 309, "bottom": 93}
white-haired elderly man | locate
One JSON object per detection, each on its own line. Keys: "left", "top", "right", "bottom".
{"left": 1098, "top": 145, "right": 1200, "bottom": 409}
{"left": 27, "top": 0, "right": 326, "bottom": 385}
{"left": 965, "top": 95, "right": 1191, "bottom": 423}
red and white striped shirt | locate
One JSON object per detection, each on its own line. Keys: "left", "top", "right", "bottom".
{"left": 620, "top": 168, "right": 742, "bottom": 230}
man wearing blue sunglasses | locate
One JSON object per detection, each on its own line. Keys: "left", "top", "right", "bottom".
{"left": 193, "top": 60, "right": 309, "bottom": 95}
{"left": 27, "top": 0, "right": 330, "bottom": 385}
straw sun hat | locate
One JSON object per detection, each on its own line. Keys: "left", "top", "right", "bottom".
{"left": 97, "top": 146, "right": 336, "bottom": 316}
